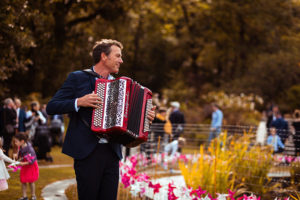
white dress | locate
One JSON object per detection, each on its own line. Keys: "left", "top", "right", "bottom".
{"left": 0, "top": 149, "right": 14, "bottom": 191}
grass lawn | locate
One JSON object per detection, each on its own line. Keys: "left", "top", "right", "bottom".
{"left": 0, "top": 146, "right": 75, "bottom": 200}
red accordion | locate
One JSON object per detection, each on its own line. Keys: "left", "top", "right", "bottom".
{"left": 91, "top": 77, "right": 152, "bottom": 147}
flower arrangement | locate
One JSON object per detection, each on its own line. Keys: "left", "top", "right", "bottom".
{"left": 119, "top": 153, "right": 270, "bottom": 200}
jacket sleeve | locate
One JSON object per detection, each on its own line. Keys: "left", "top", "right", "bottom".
{"left": 0, "top": 150, "right": 14, "bottom": 163}
{"left": 46, "top": 72, "right": 78, "bottom": 115}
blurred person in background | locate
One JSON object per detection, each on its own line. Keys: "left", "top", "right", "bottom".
{"left": 0, "top": 98, "right": 17, "bottom": 155}
{"left": 25, "top": 101, "right": 52, "bottom": 162}
{"left": 270, "top": 110, "right": 289, "bottom": 144}
{"left": 169, "top": 101, "right": 185, "bottom": 141}
{"left": 266, "top": 104, "right": 277, "bottom": 129}
{"left": 163, "top": 137, "right": 186, "bottom": 173}
{"left": 208, "top": 103, "right": 223, "bottom": 144}
{"left": 164, "top": 137, "right": 186, "bottom": 157}
{"left": 25, "top": 101, "right": 46, "bottom": 141}
{"left": 292, "top": 109, "right": 300, "bottom": 156}
{"left": 152, "top": 107, "right": 170, "bottom": 152}
{"left": 267, "top": 125, "right": 285, "bottom": 154}
{"left": 49, "top": 114, "right": 64, "bottom": 146}
{"left": 40, "top": 104, "right": 49, "bottom": 123}
{"left": 14, "top": 98, "right": 28, "bottom": 133}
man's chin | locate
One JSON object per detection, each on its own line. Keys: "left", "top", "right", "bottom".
{"left": 114, "top": 69, "right": 119, "bottom": 74}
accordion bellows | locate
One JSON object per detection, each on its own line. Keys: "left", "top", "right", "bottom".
{"left": 91, "top": 77, "right": 152, "bottom": 147}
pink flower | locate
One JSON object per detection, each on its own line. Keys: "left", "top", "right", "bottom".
{"left": 179, "top": 155, "right": 189, "bottom": 163}
{"left": 149, "top": 181, "right": 162, "bottom": 194}
{"left": 140, "top": 187, "right": 146, "bottom": 196}
{"left": 227, "top": 189, "right": 235, "bottom": 200}
{"left": 237, "top": 194, "right": 249, "bottom": 200}
{"left": 130, "top": 155, "right": 138, "bottom": 168}
{"left": 136, "top": 173, "right": 150, "bottom": 183}
{"left": 168, "top": 182, "right": 178, "bottom": 200}
{"left": 119, "top": 161, "right": 123, "bottom": 168}
{"left": 190, "top": 186, "right": 207, "bottom": 198}
{"left": 121, "top": 173, "right": 131, "bottom": 188}
{"left": 128, "top": 167, "right": 136, "bottom": 176}
{"left": 286, "top": 156, "right": 293, "bottom": 163}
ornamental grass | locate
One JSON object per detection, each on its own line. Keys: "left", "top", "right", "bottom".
{"left": 179, "top": 131, "right": 274, "bottom": 197}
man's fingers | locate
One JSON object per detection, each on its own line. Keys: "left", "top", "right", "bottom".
{"left": 147, "top": 109, "right": 155, "bottom": 122}
{"left": 91, "top": 100, "right": 103, "bottom": 105}
{"left": 88, "top": 103, "right": 101, "bottom": 109}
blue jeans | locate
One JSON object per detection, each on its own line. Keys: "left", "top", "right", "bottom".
{"left": 208, "top": 127, "right": 221, "bottom": 144}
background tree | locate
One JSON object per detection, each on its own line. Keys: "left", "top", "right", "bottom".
{"left": 1, "top": 0, "right": 300, "bottom": 114}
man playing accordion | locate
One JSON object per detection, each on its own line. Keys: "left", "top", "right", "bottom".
{"left": 46, "top": 39, "right": 155, "bottom": 200}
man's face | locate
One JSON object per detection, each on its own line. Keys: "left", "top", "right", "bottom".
{"left": 8, "top": 101, "right": 15, "bottom": 109}
{"left": 15, "top": 100, "right": 21, "bottom": 108}
{"left": 103, "top": 45, "right": 123, "bottom": 74}
{"left": 273, "top": 106, "right": 278, "bottom": 114}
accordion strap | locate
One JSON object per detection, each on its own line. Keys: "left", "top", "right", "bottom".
{"left": 82, "top": 69, "right": 104, "bottom": 79}
{"left": 79, "top": 113, "right": 109, "bottom": 140}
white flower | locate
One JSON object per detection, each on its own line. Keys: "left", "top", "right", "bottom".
{"left": 130, "top": 182, "right": 142, "bottom": 197}
{"left": 217, "top": 193, "right": 228, "bottom": 200}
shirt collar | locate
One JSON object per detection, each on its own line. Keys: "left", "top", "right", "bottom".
{"left": 92, "top": 66, "right": 114, "bottom": 80}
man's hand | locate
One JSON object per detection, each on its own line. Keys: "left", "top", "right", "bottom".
{"left": 147, "top": 106, "right": 156, "bottom": 124}
{"left": 77, "top": 92, "right": 103, "bottom": 109}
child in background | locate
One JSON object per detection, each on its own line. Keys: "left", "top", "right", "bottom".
{"left": 0, "top": 137, "right": 16, "bottom": 191}
{"left": 267, "top": 126, "right": 285, "bottom": 154}
{"left": 163, "top": 137, "right": 186, "bottom": 173}
{"left": 14, "top": 132, "right": 39, "bottom": 200}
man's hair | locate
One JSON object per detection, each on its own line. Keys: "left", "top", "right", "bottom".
{"left": 14, "top": 98, "right": 21, "bottom": 105}
{"left": 92, "top": 39, "right": 123, "bottom": 64}
{"left": 3, "top": 98, "right": 13, "bottom": 106}
{"left": 211, "top": 103, "right": 219, "bottom": 109}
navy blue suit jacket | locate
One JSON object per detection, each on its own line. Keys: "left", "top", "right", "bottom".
{"left": 46, "top": 70, "right": 122, "bottom": 160}
{"left": 18, "top": 109, "right": 27, "bottom": 132}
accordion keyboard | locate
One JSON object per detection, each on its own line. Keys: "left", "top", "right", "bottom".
{"left": 104, "top": 80, "right": 126, "bottom": 129}
{"left": 143, "top": 99, "right": 152, "bottom": 132}
{"left": 93, "top": 82, "right": 105, "bottom": 127}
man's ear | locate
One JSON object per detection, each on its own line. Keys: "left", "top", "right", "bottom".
{"left": 100, "top": 52, "right": 107, "bottom": 61}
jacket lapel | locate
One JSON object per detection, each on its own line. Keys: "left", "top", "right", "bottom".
{"left": 89, "top": 66, "right": 96, "bottom": 92}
